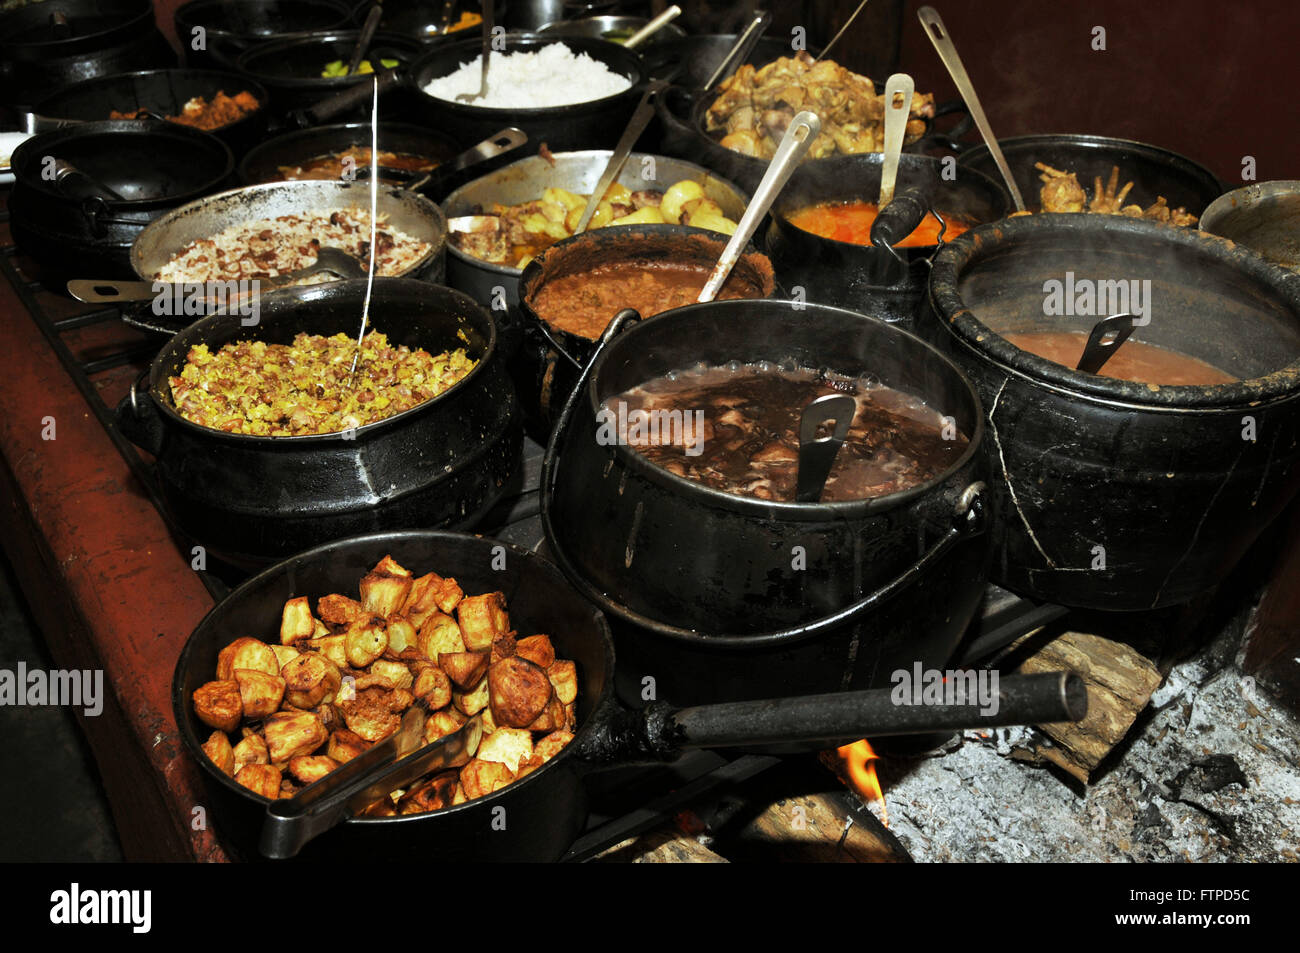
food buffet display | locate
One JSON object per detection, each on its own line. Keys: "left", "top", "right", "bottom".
{"left": 2, "top": 0, "right": 1297, "bottom": 866}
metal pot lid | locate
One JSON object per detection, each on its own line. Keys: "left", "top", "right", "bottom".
{"left": 929, "top": 213, "right": 1300, "bottom": 409}
{"left": 1200, "top": 181, "right": 1300, "bottom": 273}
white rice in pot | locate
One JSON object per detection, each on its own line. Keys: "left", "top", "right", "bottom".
{"left": 421, "top": 42, "right": 632, "bottom": 109}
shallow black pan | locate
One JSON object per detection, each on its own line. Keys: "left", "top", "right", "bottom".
{"left": 172, "top": 530, "right": 1085, "bottom": 861}
{"left": 33, "top": 68, "right": 271, "bottom": 157}
{"left": 174, "top": 0, "right": 356, "bottom": 70}
{"left": 956, "top": 133, "right": 1224, "bottom": 216}
{"left": 238, "top": 121, "right": 460, "bottom": 191}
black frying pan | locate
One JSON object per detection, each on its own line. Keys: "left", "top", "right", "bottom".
{"left": 172, "top": 530, "right": 1085, "bottom": 861}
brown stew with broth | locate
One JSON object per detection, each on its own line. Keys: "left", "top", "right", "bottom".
{"left": 1001, "top": 330, "right": 1235, "bottom": 386}
{"left": 603, "top": 363, "right": 967, "bottom": 502}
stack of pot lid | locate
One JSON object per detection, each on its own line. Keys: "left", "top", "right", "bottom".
{"left": 926, "top": 213, "right": 1300, "bottom": 610}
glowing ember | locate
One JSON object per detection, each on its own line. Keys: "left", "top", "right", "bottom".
{"left": 838, "top": 739, "right": 888, "bottom": 826}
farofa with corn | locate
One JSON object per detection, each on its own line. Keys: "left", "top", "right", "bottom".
{"left": 170, "top": 331, "right": 476, "bottom": 436}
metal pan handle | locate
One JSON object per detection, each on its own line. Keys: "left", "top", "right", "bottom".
{"left": 115, "top": 370, "right": 166, "bottom": 457}
{"left": 293, "top": 67, "right": 403, "bottom": 128}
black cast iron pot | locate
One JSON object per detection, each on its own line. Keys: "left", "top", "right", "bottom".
{"left": 236, "top": 30, "right": 426, "bottom": 119}
{"left": 540, "top": 302, "right": 992, "bottom": 707}
{"left": 115, "top": 279, "right": 521, "bottom": 567}
{"left": 0, "top": 0, "right": 177, "bottom": 112}
{"left": 33, "top": 68, "right": 271, "bottom": 158}
{"left": 347, "top": 34, "right": 646, "bottom": 156}
{"left": 8, "top": 120, "right": 234, "bottom": 280}
{"left": 922, "top": 214, "right": 1300, "bottom": 610}
{"left": 956, "top": 133, "right": 1223, "bottom": 216}
{"left": 655, "top": 82, "right": 971, "bottom": 197}
{"left": 517, "top": 225, "right": 775, "bottom": 440}
{"left": 766, "top": 153, "right": 1008, "bottom": 324}
{"left": 175, "top": 0, "right": 356, "bottom": 70}
{"left": 173, "top": 529, "right": 1083, "bottom": 861}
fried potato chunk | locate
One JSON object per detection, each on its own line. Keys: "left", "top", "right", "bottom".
{"left": 264, "top": 709, "right": 328, "bottom": 762}
{"left": 460, "top": 758, "right": 514, "bottom": 800}
{"left": 457, "top": 591, "right": 510, "bottom": 651}
{"left": 412, "top": 665, "right": 452, "bottom": 709}
{"left": 489, "top": 657, "right": 552, "bottom": 728}
{"left": 477, "top": 727, "right": 534, "bottom": 773}
{"left": 439, "top": 650, "right": 489, "bottom": 690}
{"left": 288, "top": 755, "right": 340, "bottom": 785}
{"left": 328, "top": 728, "right": 370, "bottom": 763}
{"left": 515, "top": 634, "right": 556, "bottom": 669}
{"left": 269, "top": 644, "right": 300, "bottom": 669}
{"left": 234, "top": 669, "right": 286, "bottom": 719}
{"left": 403, "top": 573, "right": 463, "bottom": 627}
{"left": 369, "top": 658, "right": 414, "bottom": 691}
{"left": 338, "top": 686, "right": 413, "bottom": 742}
{"left": 202, "top": 730, "right": 235, "bottom": 776}
{"left": 279, "top": 596, "right": 317, "bottom": 645}
{"left": 306, "top": 634, "right": 348, "bottom": 669}
{"left": 235, "top": 763, "right": 282, "bottom": 799}
{"left": 193, "top": 679, "right": 243, "bottom": 732}
{"left": 424, "top": 707, "right": 466, "bottom": 744}
{"left": 232, "top": 732, "right": 269, "bottom": 770}
{"left": 216, "top": 637, "right": 280, "bottom": 680}
{"left": 344, "top": 618, "right": 389, "bottom": 668}
{"left": 547, "top": 659, "right": 578, "bottom": 705}
{"left": 398, "top": 772, "right": 459, "bottom": 814}
{"left": 417, "top": 612, "right": 465, "bottom": 660}
{"left": 534, "top": 729, "right": 575, "bottom": 763}
{"left": 281, "top": 652, "right": 342, "bottom": 709}
{"left": 360, "top": 569, "right": 413, "bottom": 618}
{"left": 317, "top": 593, "right": 367, "bottom": 626}
{"left": 452, "top": 676, "right": 490, "bottom": 717}
{"left": 385, "top": 617, "right": 417, "bottom": 654}
{"left": 527, "top": 694, "right": 566, "bottom": 733}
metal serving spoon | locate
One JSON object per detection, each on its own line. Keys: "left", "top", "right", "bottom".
{"left": 573, "top": 80, "right": 667, "bottom": 234}
{"left": 66, "top": 247, "right": 366, "bottom": 304}
{"left": 455, "top": 0, "right": 495, "bottom": 103}
{"left": 878, "top": 72, "right": 913, "bottom": 209}
{"left": 1075, "top": 313, "right": 1137, "bottom": 374}
{"left": 697, "top": 110, "right": 821, "bottom": 303}
{"left": 703, "top": 10, "right": 772, "bottom": 91}
{"left": 346, "top": 4, "right": 385, "bottom": 76}
{"left": 796, "top": 393, "right": 857, "bottom": 502}
{"left": 622, "top": 5, "right": 682, "bottom": 50}
{"left": 916, "top": 6, "right": 1025, "bottom": 211}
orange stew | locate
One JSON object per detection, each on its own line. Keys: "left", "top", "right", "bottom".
{"left": 788, "top": 200, "right": 972, "bottom": 248}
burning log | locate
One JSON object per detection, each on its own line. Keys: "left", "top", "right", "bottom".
{"left": 734, "top": 792, "right": 909, "bottom": 862}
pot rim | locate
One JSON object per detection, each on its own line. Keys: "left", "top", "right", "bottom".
{"left": 582, "top": 299, "right": 986, "bottom": 519}
{"left": 128, "top": 178, "right": 447, "bottom": 283}
{"left": 10, "top": 120, "right": 236, "bottom": 211}
{"left": 144, "top": 277, "right": 498, "bottom": 445}
{"left": 238, "top": 120, "right": 459, "bottom": 186}
{"left": 928, "top": 214, "right": 1300, "bottom": 409}
{"left": 1200, "top": 180, "right": 1300, "bottom": 235}
{"left": 0, "top": 0, "right": 155, "bottom": 52}
{"left": 171, "top": 529, "right": 615, "bottom": 830}
{"left": 442, "top": 150, "right": 752, "bottom": 277}
{"left": 174, "top": 0, "right": 355, "bottom": 43}
{"left": 410, "top": 33, "right": 645, "bottom": 116}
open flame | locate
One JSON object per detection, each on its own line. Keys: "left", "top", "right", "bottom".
{"left": 837, "top": 739, "right": 888, "bottom": 827}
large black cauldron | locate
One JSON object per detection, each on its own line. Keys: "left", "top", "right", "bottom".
{"left": 116, "top": 279, "right": 521, "bottom": 567}
{"left": 542, "top": 301, "right": 991, "bottom": 707}
{"left": 923, "top": 214, "right": 1300, "bottom": 610}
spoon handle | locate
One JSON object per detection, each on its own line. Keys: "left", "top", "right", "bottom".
{"left": 916, "top": 5, "right": 1025, "bottom": 211}
{"left": 698, "top": 110, "right": 821, "bottom": 303}
{"left": 878, "top": 72, "right": 913, "bottom": 208}
{"left": 623, "top": 4, "right": 681, "bottom": 50}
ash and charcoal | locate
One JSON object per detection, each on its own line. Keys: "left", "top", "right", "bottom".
{"left": 863, "top": 660, "right": 1300, "bottom": 862}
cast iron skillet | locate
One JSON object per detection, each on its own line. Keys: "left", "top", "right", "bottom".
{"left": 34, "top": 68, "right": 271, "bottom": 157}
{"left": 172, "top": 530, "right": 1085, "bottom": 861}
{"left": 956, "top": 133, "right": 1224, "bottom": 216}
{"left": 239, "top": 121, "right": 461, "bottom": 192}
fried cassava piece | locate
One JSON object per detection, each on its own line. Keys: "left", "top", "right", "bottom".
{"left": 193, "top": 556, "right": 577, "bottom": 814}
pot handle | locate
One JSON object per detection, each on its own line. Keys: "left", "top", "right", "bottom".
{"left": 574, "top": 670, "right": 1085, "bottom": 764}
{"left": 291, "top": 67, "right": 403, "bottom": 128}
{"left": 115, "top": 370, "right": 166, "bottom": 457}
